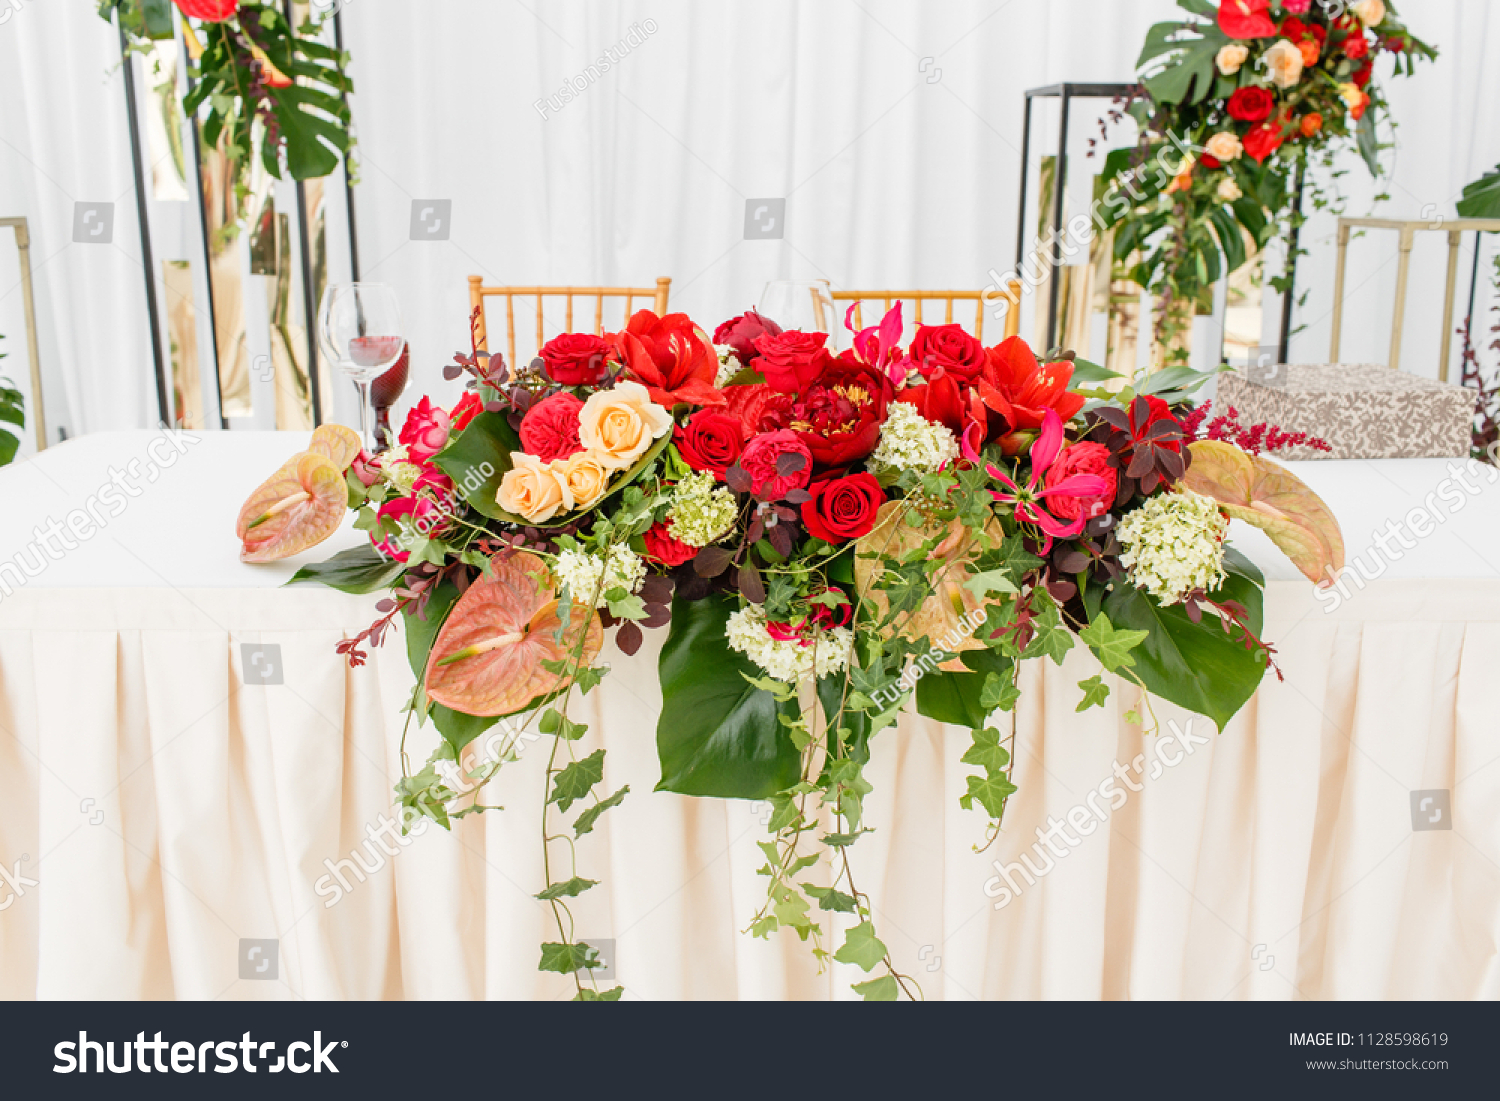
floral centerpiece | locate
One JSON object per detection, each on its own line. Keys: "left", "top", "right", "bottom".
{"left": 241, "top": 305, "right": 1343, "bottom": 1000}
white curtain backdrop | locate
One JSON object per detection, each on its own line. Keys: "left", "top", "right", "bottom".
{"left": 2, "top": 0, "right": 1499, "bottom": 449}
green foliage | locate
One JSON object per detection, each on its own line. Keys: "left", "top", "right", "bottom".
{"left": 539, "top": 942, "right": 600, "bottom": 975}
{"left": 1457, "top": 165, "right": 1500, "bottom": 219}
{"left": 574, "top": 786, "right": 628, "bottom": 837}
{"left": 914, "top": 648, "right": 1013, "bottom": 728}
{"left": 535, "top": 877, "right": 597, "bottom": 901}
{"left": 0, "top": 336, "right": 21, "bottom": 467}
{"left": 1135, "top": 4, "right": 1230, "bottom": 106}
{"left": 287, "top": 542, "right": 406, "bottom": 594}
{"left": 550, "top": 750, "right": 605, "bottom": 812}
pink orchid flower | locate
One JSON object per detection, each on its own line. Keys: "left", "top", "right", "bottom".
{"left": 844, "top": 302, "right": 911, "bottom": 386}
{"left": 981, "top": 409, "right": 1109, "bottom": 550}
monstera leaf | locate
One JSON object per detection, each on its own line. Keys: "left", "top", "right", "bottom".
{"left": 1179, "top": 441, "right": 1345, "bottom": 587}
{"left": 1136, "top": 1, "right": 1233, "bottom": 106}
{"left": 1457, "top": 164, "right": 1500, "bottom": 219}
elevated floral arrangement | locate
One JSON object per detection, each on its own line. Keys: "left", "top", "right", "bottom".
{"left": 1100, "top": 0, "right": 1434, "bottom": 357}
{"left": 237, "top": 306, "right": 1344, "bottom": 1000}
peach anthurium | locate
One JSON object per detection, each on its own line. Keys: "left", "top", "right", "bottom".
{"left": 425, "top": 552, "right": 604, "bottom": 717}
{"left": 305, "top": 424, "right": 362, "bottom": 472}
{"left": 236, "top": 452, "right": 348, "bottom": 563}
{"left": 1179, "top": 440, "right": 1345, "bottom": 587}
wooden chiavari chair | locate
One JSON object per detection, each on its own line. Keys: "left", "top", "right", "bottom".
{"left": 467, "top": 276, "right": 672, "bottom": 367}
{"left": 830, "top": 282, "right": 1023, "bottom": 342}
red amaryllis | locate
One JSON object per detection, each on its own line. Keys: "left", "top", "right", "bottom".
{"left": 800, "top": 472, "right": 883, "bottom": 544}
{"left": 519, "top": 392, "right": 585, "bottom": 464}
{"left": 979, "top": 410, "right": 1110, "bottom": 549}
{"left": 610, "top": 310, "right": 723, "bottom": 407}
{"left": 752, "top": 330, "right": 834, "bottom": 391}
{"left": 910, "top": 324, "right": 986, "bottom": 382}
{"left": 773, "top": 358, "right": 891, "bottom": 467}
{"left": 898, "top": 373, "right": 987, "bottom": 439}
{"left": 399, "top": 396, "right": 451, "bottom": 462}
{"left": 1043, "top": 441, "right": 1117, "bottom": 522}
{"left": 738, "top": 430, "right": 813, "bottom": 500}
{"left": 677, "top": 409, "right": 745, "bottom": 480}
{"left": 642, "top": 521, "right": 698, "bottom": 567}
{"left": 714, "top": 310, "right": 783, "bottom": 367}
{"left": 450, "top": 391, "right": 484, "bottom": 433}
{"left": 976, "top": 337, "right": 1086, "bottom": 451}
{"left": 1218, "top": 0, "right": 1276, "bottom": 39}
{"left": 1227, "top": 86, "right": 1276, "bottom": 123}
{"left": 173, "top": 0, "right": 239, "bottom": 21}
{"left": 540, "top": 333, "right": 613, "bottom": 387}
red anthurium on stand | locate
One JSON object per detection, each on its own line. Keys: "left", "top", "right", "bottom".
{"left": 1218, "top": 0, "right": 1277, "bottom": 39}
{"left": 976, "top": 410, "right": 1110, "bottom": 550}
{"left": 173, "top": 0, "right": 239, "bottom": 21}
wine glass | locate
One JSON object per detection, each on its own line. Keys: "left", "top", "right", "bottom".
{"left": 758, "top": 279, "right": 839, "bottom": 347}
{"left": 317, "top": 283, "right": 405, "bottom": 449}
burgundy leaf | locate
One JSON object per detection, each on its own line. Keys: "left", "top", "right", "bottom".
{"left": 1054, "top": 549, "right": 1091, "bottom": 574}
{"left": 738, "top": 564, "right": 766, "bottom": 604}
{"left": 775, "top": 451, "right": 808, "bottom": 477}
{"left": 725, "top": 464, "right": 753, "bottom": 495}
{"left": 693, "top": 546, "right": 733, "bottom": 578}
{"left": 615, "top": 620, "right": 644, "bottom": 656}
{"left": 1126, "top": 447, "right": 1157, "bottom": 479}
{"left": 784, "top": 488, "right": 813, "bottom": 505}
{"left": 768, "top": 523, "right": 793, "bottom": 558}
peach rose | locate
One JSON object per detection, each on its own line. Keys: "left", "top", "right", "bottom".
{"left": 1353, "top": 0, "right": 1385, "bottom": 27}
{"left": 1217, "top": 178, "right": 1244, "bottom": 202}
{"left": 1216, "top": 44, "right": 1249, "bottom": 76}
{"left": 1264, "top": 39, "right": 1305, "bottom": 89}
{"left": 497, "top": 452, "right": 566, "bottom": 523}
{"left": 1204, "top": 132, "right": 1244, "bottom": 163}
{"left": 577, "top": 380, "right": 673, "bottom": 471}
{"left": 550, "top": 449, "right": 612, "bottom": 511}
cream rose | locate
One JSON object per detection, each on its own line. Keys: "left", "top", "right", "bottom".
{"left": 577, "top": 380, "right": 673, "bottom": 471}
{"left": 1216, "top": 44, "right": 1249, "bottom": 76}
{"left": 497, "top": 452, "right": 566, "bottom": 522}
{"left": 549, "top": 449, "right": 612, "bottom": 511}
{"left": 1353, "top": 0, "right": 1385, "bottom": 27}
{"left": 1264, "top": 39, "right": 1305, "bottom": 89}
{"left": 1204, "top": 132, "right": 1244, "bottom": 163}
{"left": 1338, "top": 82, "right": 1364, "bottom": 108}
{"left": 1217, "top": 178, "right": 1244, "bottom": 203}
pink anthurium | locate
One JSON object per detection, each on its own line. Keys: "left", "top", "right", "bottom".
{"left": 984, "top": 409, "right": 1109, "bottom": 549}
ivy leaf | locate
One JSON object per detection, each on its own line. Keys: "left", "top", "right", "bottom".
{"left": 550, "top": 749, "right": 605, "bottom": 812}
{"left": 539, "top": 942, "right": 599, "bottom": 974}
{"left": 574, "top": 986, "right": 625, "bottom": 1001}
{"left": 541, "top": 660, "right": 606, "bottom": 695}
{"left": 960, "top": 773, "right": 1017, "bottom": 819}
{"left": 962, "top": 568, "right": 1019, "bottom": 603}
{"left": 960, "top": 726, "right": 1011, "bottom": 776}
{"left": 771, "top": 886, "right": 812, "bottom": 932}
{"left": 802, "top": 884, "right": 859, "bottom": 913}
{"left": 1076, "top": 674, "right": 1111, "bottom": 712}
{"left": 573, "top": 785, "right": 629, "bottom": 837}
{"left": 1078, "top": 613, "right": 1149, "bottom": 672}
{"left": 852, "top": 974, "right": 900, "bottom": 1001}
{"left": 767, "top": 793, "right": 801, "bottom": 832}
{"left": 980, "top": 672, "right": 1021, "bottom": 713}
{"left": 535, "top": 877, "right": 598, "bottom": 900}
{"left": 539, "top": 708, "right": 588, "bottom": 742}
{"left": 821, "top": 829, "right": 870, "bottom": 848}
{"left": 833, "top": 921, "right": 888, "bottom": 972}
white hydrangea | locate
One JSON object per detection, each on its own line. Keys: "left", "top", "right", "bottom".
{"left": 1116, "top": 490, "right": 1230, "bottom": 605}
{"left": 725, "top": 604, "right": 853, "bottom": 683}
{"left": 667, "top": 470, "right": 739, "bottom": 547}
{"left": 871, "top": 401, "right": 960, "bottom": 475}
{"left": 715, "top": 345, "right": 742, "bottom": 388}
{"left": 553, "top": 546, "right": 646, "bottom": 608}
{"left": 379, "top": 444, "right": 424, "bottom": 497}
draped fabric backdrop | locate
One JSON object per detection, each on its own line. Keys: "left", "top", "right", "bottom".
{"left": 2, "top": 1, "right": 1499, "bottom": 458}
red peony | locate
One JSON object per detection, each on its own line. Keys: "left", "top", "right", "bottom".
{"left": 1218, "top": 0, "right": 1276, "bottom": 39}
{"left": 450, "top": 391, "right": 484, "bottom": 433}
{"left": 173, "top": 0, "right": 239, "bottom": 21}
{"left": 910, "top": 324, "right": 986, "bottom": 383}
{"left": 677, "top": 409, "right": 745, "bottom": 480}
{"left": 642, "top": 520, "right": 698, "bottom": 567}
{"left": 1344, "top": 33, "right": 1370, "bottom": 60}
{"left": 1227, "top": 86, "right": 1276, "bottom": 123}
{"left": 752, "top": 330, "right": 834, "bottom": 392}
{"left": 713, "top": 310, "right": 783, "bottom": 367}
{"left": 540, "top": 333, "right": 613, "bottom": 387}
{"left": 519, "top": 392, "right": 585, "bottom": 464}
{"left": 1243, "top": 117, "right": 1288, "bottom": 163}
{"left": 739, "top": 430, "right": 813, "bottom": 500}
{"left": 1044, "top": 442, "right": 1117, "bottom": 521}
{"left": 976, "top": 337, "right": 1086, "bottom": 450}
{"left": 399, "top": 396, "right": 451, "bottom": 462}
{"left": 775, "top": 357, "right": 891, "bottom": 467}
{"left": 610, "top": 310, "right": 723, "bottom": 407}
{"left": 800, "top": 473, "right": 883, "bottom": 544}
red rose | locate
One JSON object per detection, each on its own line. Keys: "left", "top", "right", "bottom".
{"left": 399, "top": 396, "right": 451, "bottom": 462}
{"left": 1280, "top": 15, "right": 1307, "bottom": 39}
{"left": 713, "top": 310, "right": 783, "bottom": 367}
{"left": 739, "top": 430, "right": 813, "bottom": 500}
{"left": 1129, "top": 396, "right": 1184, "bottom": 453}
{"left": 1218, "top": 0, "right": 1276, "bottom": 39}
{"left": 1243, "top": 117, "right": 1288, "bottom": 164}
{"left": 610, "top": 310, "right": 723, "bottom": 407}
{"left": 1352, "top": 61, "right": 1373, "bottom": 88}
{"left": 752, "top": 330, "right": 833, "bottom": 391}
{"left": 777, "top": 357, "right": 891, "bottom": 467}
{"left": 1044, "top": 442, "right": 1117, "bottom": 521}
{"left": 1344, "top": 33, "right": 1369, "bottom": 60}
{"left": 1200, "top": 153, "right": 1223, "bottom": 170}
{"left": 350, "top": 449, "right": 381, "bottom": 488}
{"left": 677, "top": 410, "right": 745, "bottom": 480}
{"left": 173, "top": 0, "right": 239, "bottom": 21}
{"left": 910, "top": 324, "right": 986, "bottom": 382}
{"left": 976, "top": 336, "right": 1086, "bottom": 451}
{"left": 800, "top": 473, "right": 883, "bottom": 544}
{"left": 1227, "top": 86, "right": 1276, "bottom": 123}
{"left": 519, "top": 392, "right": 585, "bottom": 464}
{"left": 642, "top": 521, "right": 698, "bottom": 567}
{"left": 450, "top": 391, "right": 484, "bottom": 432}
{"left": 540, "top": 333, "right": 613, "bottom": 387}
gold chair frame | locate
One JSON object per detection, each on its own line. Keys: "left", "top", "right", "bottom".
{"left": 467, "top": 276, "right": 671, "bottom": 367}
{"left": 830, "top": 283, "right": 1022, "bottom": 343}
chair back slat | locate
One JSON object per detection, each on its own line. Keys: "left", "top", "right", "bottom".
{"left": 466, "top": 277, "right": 674, "bottom": 364}
{"left": 830, "top": 285, "right": 1022, "bottom": 347}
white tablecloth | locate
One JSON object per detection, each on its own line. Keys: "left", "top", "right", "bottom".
{"left": 1, "top": 430, "right": 1498, "bottom": 999}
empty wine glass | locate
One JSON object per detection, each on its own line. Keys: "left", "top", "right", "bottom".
{"left": 758, "top": 279, "right": 839, "bottom": 347}
{"left": 317, "top": 283, "right": 405, "bottom": 449}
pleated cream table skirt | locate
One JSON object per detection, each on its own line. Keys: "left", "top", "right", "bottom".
{"left": 2, "top": 578, "right": 1497, "bottom": 1000}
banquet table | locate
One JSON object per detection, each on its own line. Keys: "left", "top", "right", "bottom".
{"left": 1, "top": 428, "right": 1498, "bottom": 1000}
